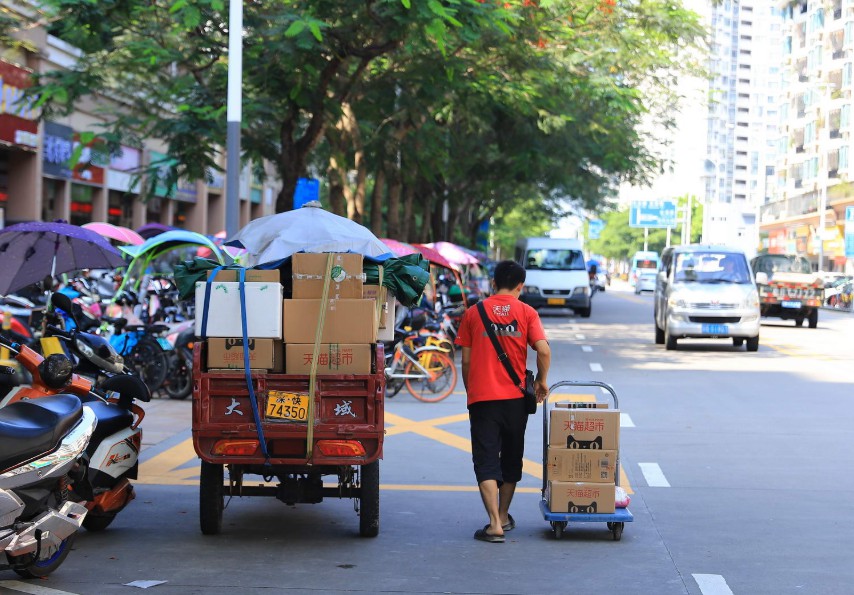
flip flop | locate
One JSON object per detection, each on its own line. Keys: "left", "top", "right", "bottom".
{"left": 502, "top": 515, "right": 516, "bottom": 532}
{"left": 474, "top": 526, "right": 505, "bottom": 543}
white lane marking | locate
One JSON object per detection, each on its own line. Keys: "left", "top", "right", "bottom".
{"left": 620, "top": 413, "right": 635, "bottom": 427}
{"left": 581, "top": 345, "right": 593, "bottom": 352}
{"left": 639, "top": 463, "right": 670, "bottom": 487}
{"left": 693, "top": 574, "right": 734, "bottom": 595}
{"left": 589, "top": 363, "right": 603, "bottom": 372}
{"left": 0, "top": 581, "right": 82, "bottom": 595}
{"left": 575, "top": 333, "right": 586, "bottom": 340}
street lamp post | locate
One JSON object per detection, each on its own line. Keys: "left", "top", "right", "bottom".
{"left": 225, "top": 0, "right": 243, "bottom": 240}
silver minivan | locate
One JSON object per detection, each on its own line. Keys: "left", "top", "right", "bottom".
{"left": 654, "top": 245, "right": 761, "bottom": 351}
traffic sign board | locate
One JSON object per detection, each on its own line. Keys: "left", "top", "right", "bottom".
{"left": 629, "top": 200, "right": 677, "bottom": 228}
{"left": 588, "top": 219, "right": 605, "bottom": 239}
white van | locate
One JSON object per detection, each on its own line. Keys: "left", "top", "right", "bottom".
{"left": 514, "top": 237, "right": 592, "bottom": 317}
{"left": 653, "top": 245, "right": 760, "bottom": 351}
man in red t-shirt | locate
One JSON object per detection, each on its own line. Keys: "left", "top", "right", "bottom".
{"left": 455, "top": 260, "right": 551, "bottom": 543}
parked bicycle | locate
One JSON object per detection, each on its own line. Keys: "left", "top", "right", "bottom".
{"left": 384, "top": 328, "right": 457, "bottom": 403}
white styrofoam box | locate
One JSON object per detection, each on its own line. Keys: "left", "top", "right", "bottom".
{"left": 195, "top": 281, "right": 284, "bottom": 339}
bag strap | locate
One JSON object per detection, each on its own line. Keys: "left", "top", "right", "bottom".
{"left": 475, "top": 301, "right": 522, "bottom": 389}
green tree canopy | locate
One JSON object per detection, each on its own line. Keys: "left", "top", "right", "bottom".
{"left": 25, "top": 0, "right": 706, "bottom": 245}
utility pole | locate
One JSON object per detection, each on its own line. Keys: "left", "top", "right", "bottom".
{"left": 225, "top": 0, "right": 243, "bottom": 240}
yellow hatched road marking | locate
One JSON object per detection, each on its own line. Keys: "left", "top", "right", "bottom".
{"left": 139, "top": 404, "right": 632, "bottom": 494}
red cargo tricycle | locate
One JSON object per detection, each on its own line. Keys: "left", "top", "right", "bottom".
{"left": 191, "top": 342, "right": 384, "bottom": 537}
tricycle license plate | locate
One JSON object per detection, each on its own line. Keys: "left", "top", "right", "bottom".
{"left": 547, "top": 298, "right": 566, "bottom": 305}
{"left": 156, "top": 337, "right": 174, "bottom": 351}
{"left": 701, "top": 324, "right": 728, "bottom": 335}
{"left": 781, "top": 301, "right": 802, "bottom": 309}
{"left": 266, "top": 391, "right": 309, "bottom": 422}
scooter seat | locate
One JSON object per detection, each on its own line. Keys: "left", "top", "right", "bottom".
{"left": 0, "top": 394, "right": 83, "bottom": 473}
{"left": 83, "top": 400, "right": 135, "bottom": 451}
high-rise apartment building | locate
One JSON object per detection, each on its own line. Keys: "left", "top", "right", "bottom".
{"left": 703, "top": 1, "right": 783, "bottom": 258}
{"left": 763, "top": 0, "right": 853, "bottom": 271}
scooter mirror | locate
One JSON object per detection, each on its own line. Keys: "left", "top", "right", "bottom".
{"left": 50, "top": 293, "right": 79, "bottom": 326}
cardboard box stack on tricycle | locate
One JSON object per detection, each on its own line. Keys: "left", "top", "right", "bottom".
{"left": 191, "top": 251, "right": 395, "bottom": 538}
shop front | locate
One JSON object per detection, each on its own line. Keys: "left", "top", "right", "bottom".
{"left": 0, "top": 59, "right": 40, "bottom": 225}
{"left": 42, "top": 121, "right": 74, "bottom": 222}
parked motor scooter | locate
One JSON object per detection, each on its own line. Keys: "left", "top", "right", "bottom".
{"left": 0, "top": 326, "right": 151, "bottom": 532}
{"left": 0, "top": 364, "right": 95, "bottom": 577}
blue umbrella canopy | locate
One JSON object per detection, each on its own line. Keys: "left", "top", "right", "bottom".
{"left": 119, "top": 229, "right": 224, "bottom": 262}
{"left": 0, "top": 221, "right": 127, "bottom": 295}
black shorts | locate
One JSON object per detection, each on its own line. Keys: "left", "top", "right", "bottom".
{"left": 468, "top": 398, "right": 528, "bottom": 485}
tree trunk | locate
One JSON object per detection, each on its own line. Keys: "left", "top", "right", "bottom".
{"left": 370, "top": 166, "right": 386, "bottom": 236}
{"left": 335, "top": 102, "right": 367, "bottom": 224}
{"left": 326, "top": 154, "right": 347, "bottom": 216}
{"left": 401, "top": 183, "right": 415, "bottom": 242}
{"left": 386, "top": 163, "right": 402, "bottom": 239}
{"left": 418, "top": 192, "right": 434, "bottom": 243}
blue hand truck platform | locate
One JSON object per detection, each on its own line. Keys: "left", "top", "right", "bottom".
{"left": 540, "top": 380, "right": 633, "bottom": 541}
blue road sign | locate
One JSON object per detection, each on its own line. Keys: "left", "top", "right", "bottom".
{"left": 588, "top": 219, "right": 605, "bottom": 240}
{"left": 629, "top": 200, "right": 677, "bottom": 228}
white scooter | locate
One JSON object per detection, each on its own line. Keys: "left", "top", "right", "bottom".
{"left": 0, "top": 391, "right": 96, "bottom": 577}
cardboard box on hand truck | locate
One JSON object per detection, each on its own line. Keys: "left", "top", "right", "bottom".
{"left": 546, "top": 447, "right": 617, "bottom": 483}
{"left": 548, "top": 408, "right": 620, "bottom": 450}
{"left": 546, "top": 481, "right": 616, "bottom": 514}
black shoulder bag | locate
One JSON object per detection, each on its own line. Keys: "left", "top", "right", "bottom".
{"left": 476, "top": 302, "right": 537, "bottom": 414}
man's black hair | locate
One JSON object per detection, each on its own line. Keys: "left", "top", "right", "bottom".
{"left": 493, "top": 260, "right": 526, "bottom": 290}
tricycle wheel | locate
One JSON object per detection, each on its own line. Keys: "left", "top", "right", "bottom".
{"left": 199, "top": 461, "right": 224, "bottom": 536}
{"left": 611, "top": 522, "right": 624, "bottom": 541}
{"left": 359, "top": 461, "right": 379, "bottom": 538}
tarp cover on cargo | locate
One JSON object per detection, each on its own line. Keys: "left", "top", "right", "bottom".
{"left": 173, "top": 253, "right": 430, "bottom": 307}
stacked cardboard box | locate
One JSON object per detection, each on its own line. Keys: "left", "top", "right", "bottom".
{"left": 196, "top": 269, "right": 285, "bottom": 372}
{"left": 283, "top": 253, "right": 378, "bottom": 375}
{"left": 197, "top": 254, "right": 385, "bottom": 376}
{"left": 545, "top": 405, "right": 620, "bottom": 514}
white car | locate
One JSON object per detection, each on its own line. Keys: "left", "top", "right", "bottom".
{"left": 634, "top": 271, "right": 656, "bottom": 294}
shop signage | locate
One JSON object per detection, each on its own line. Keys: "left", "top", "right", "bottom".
{"left": 43, "top": 121, "right": 73, "bottom": 179}
{"left": 176, "top": 181, "right": 197, "bottom": 203}
{"left": 150, "top": 150, "right": 176, "bottom": 198}
{"left": 108, "top": 146, "right": 141, "bottom": 193}
{"left": 0, "top": 60, "right": 38, "bottom": 150}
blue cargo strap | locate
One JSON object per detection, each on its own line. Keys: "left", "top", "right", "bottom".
{"left": 238, "top": 268, "right": 271, "bottom": 464}
{"left": 200, "top": 266, "right": 225, "bottom": 338}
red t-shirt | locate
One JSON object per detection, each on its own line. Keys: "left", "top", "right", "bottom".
{"left": 455, "top": 294, "right": 547, "bottom": 406}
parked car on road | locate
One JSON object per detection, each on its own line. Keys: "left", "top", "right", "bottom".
{"left": 654, "top": 245, "right": 760, "bottom": 351}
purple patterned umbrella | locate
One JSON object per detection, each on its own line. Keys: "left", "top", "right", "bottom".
{"left": 0, "top": 221, "right": 127, "bottom": 295}
{"left": 136, "top": 222, "right": 176, "bottom": 239}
